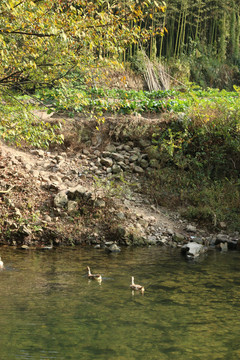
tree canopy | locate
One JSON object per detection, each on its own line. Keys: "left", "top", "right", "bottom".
{"left": 0, "top": 0, "right": 166, "bottom": 90}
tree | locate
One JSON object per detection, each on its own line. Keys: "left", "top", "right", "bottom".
{"left": 0, "top": 0, "right": 166, "bottom": 90}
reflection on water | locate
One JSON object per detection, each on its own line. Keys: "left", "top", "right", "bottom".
{"left": 0, "top": 246, "right": 240, "bottom": 359}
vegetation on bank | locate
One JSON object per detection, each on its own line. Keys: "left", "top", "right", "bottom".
{"left": 0, "top": 0, "right": 239, "bottom": 231}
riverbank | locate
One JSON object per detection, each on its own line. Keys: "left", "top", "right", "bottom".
{"left": 0, "top": 111, "right": 239, "bottom": 253}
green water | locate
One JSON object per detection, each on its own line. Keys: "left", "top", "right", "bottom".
{"left": 0, "top": 246, "right": 240, "bottom": 360}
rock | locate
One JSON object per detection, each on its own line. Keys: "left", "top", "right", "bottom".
{"left": 139, "top": 159, "right": 149, "bottom": 168}
{"left": 94, "top": 199, "right": 106, "bottom": 208}
{"left": 31, "top": 170, "right": 40, "bottom": 178}
{"left": 186, "top": 224, "right": 197, "bottom": 233}
{"left": 146, "top": 235, "right": 158, "bottom": 245}
{"left": 43, "top": 215, "right": 52, "bottom": 222}
{"left": 173, "top": 232, "right": 185, "bottom": 243}
{"left": 220, "top": 242, "right": 228, "bottom": 251}
{"left": 67, "top": 200, "right": 79, "bottom": 212}
{"left": 123, "top": 145, "right": 131, "bottom": 151}
{"left": 67, "top": 185, "right": 92, "bottom": 201}
{"left": 105, "top": 144, "right": 116, "bottom": 152}
{"left": 101, "top": 151, "right": 112, "bottom": 158}
{"left": 216, "top": 233, "right": 229, "bottom": 242}
{"left": 111, "top": 153, "right": 125, "bottom": 162}
{"left": 54, "top": 191, "right": 68, "bottom": 208}
{"left": 116, "top": 212, "right": 125, "bottom": 220}
{"left": 112, "top": 164, "right": 122, "bottom": 174}
{"left": 133, "top": 165, "right": 144, "bottom": 174}
{"left": 129, "top": 154, "right": 139, "bottom": 162}
{"left": 219, "top": 221, "right": 227, "bottom": 229}
{"left": 139, "top": 139, "right": 151, "bottom": 148}
{"left": 149, "top": 159, "right": 159, "bottom": 169}
{"left": 167, "top": 228, "right": 174, "bottom": 236}
{"left": 181, "top": 242, "right": 208, "bottom": 258}
{"left": 14, "top": 208, "right": 22, "bottom": 217}
{"left": 100, "top": 157, "right": 113, "bottom": 167}
{"left": 106, "top": 243, "right": 121, "bottom": 253}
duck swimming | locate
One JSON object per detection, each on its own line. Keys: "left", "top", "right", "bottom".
{"left": 0, "top": 256, "right": 4, "bottom": 269}
{"left": 130, "top": 276, "right": 145, "bottom": 293}
{"left": 87, "top": 266, "right": 102, "bottom": 282}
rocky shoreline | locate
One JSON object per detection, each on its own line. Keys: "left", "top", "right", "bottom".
{"left": 0, "top": 115, "right": 239, "bottom": 255}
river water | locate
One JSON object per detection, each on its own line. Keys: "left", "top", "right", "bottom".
{"left": 0, "top": 245, "right": 240, "bottom": 360}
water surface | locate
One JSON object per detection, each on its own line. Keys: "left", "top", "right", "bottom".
{"left": 0, "top": 246, "right": 240, "bottom": 359}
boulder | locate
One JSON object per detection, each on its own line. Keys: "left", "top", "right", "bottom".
{"left": 106, "top": 243, "right": 121, "bottom": 253}
{"left": 54, "top": 191, "right": 68, "bottom": 208}
{"left": 181, "top": 242, "right": 208, "bottom": 259}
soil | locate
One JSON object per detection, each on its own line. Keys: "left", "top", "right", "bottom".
{"left": 0, "top": 111, "right": 200, "bottom": 249}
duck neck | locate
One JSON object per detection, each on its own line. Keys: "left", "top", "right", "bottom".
{"left": 131, "top": 277, "right": 134, "bottom": 285}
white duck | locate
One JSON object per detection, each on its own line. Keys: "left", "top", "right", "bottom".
{"left": 87, "top": 266, "right": 102, "bottom": 282}
{"left": 0, "top": 256, "right": 4, "bottom": 269}
{"left": 130, "top": 276, "right": 145, "bottom": 293}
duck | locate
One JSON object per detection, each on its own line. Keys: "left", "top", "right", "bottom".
{"left": 0, "top": 256, "right": 4, "bottom": 269}
{"left": 87, "top": 266, "right": 102, "bottom": 282}
{"left": 130, "top": 276, "right": 145, "bottom": 293}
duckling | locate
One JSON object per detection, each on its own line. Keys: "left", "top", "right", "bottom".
{"left": 87, "top": 266, "right": 102, "bottom": 282}
{"left": 130, "top": 276, "right": 144, "bottom": 293}
{"left": 0, "top": 256, "right": 4, "bottom": 269}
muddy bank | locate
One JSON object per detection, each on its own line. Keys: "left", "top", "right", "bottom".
{"left": 0, "top": 114, "right": 239, "bottom": 253}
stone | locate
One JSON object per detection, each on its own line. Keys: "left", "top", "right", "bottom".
{"left": 181, "top": 242, "right": 208, "bottom": 258}
{"left": 133, "top": 165, "right": 144, "bottom": 174}
{"left": 105, "top": 144, "right": 117, "bottom": 152}
{"left": 146, "top": 235, "right": 158, "bottom": 245}
{"left": 220, "top": 242, "right": 228, "bottom": 251}
{"left": 94, "top": 199, "right": 106, "bottom": 208}
{"left": 129, "top": 154, "right": 139, "bottom": 162}
{"left": 149, "top": 159, "right": 159, "bottom": 168}
{"left": 111, "top": 153, "right": 125, "bottom": 162}
{"left": 139, "top": 159, "right": 149, "bottom": 168}
{"left": 173, "top": 232, "right": 185, "bottom": 242}
{"left": 100, "top": 157, "right": 113, "bottom": 167}
{"left": 186, "top": 224, "right": 197, "bottom": 233}
{"left": 106, "top": 243, "right": 121, "bottom": 253}
{"left": 67, "top": 185, "right": 92, "bottom": 201}
{"left": 216, "top": 234, "right": 229, "bottom": 242}
{"left": 112, "top": 164, "right": 122, "bottom": 174}
{"left": 54, "top": 191, "right": 68, "bottom": 208}
{"left": 123, "top": 145, "right": 131, "bottom": 151}
{"left": 67, "top": 200, "right": 79, "bottom": 212}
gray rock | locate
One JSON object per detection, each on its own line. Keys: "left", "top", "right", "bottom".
{"left": 111, "top": 153, "right": 125, "bottom": 162}
{"left": 105, "top": 144, "right": 117, "bottom": 152}
{"left": 146, "top": 235, "right": 158, "bottom": 245}
{"left": 112, "top": 164, "right": 122, "bottom": 174}
{"left": 139, "top": 159, "right": 149, "bottom": 169}
{"left": 106, "top": 243, "right": 121, "bottom": 253}
{"left": 67, "top": 185, "right": 92, "bottom": 201}
{"left": 133, "top": 165, "right": 144, "bottom": 174}
{"left": 123, "top": 145, "right": 131, "bottom": 151}
{"left": 149, "top": 159, "right": 159, "bottom": 168}
{"left": 216, "top": 234, "right": 229, "bottom": 242}
{"left": 181, "top": 242, "right": 207, "bottom": 258}
{"left": 67, "top": 200, "right": 79, "bottom": 212}
{"left": 186, "top": 224, "right": 197, "bottom": 233}
{"left": 139, "top": 139, "right": 151, "bottom": 148}
{"left": 102, "top": 151, "right": 112, "bottom": 158}
{"left": 94, "top": 199, "right": 106, "bottom": 208}
{"left": 173, "top": 232, "right": 185, "bottom": 242}
{"left": 54, "top": 191, "right": 68, "bottom": 208}
{"left": 220, "top": 242, "right": 228, "bottom": 251}
{"left": 100, "top": 157, "right": 113, "bottom": 167}
{"left": 129, "top": 154, "right": 139, "bottom": 162}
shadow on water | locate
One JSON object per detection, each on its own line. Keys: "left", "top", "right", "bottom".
{"left": 0, "top": 246, "right": 240, "bottom": 359}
